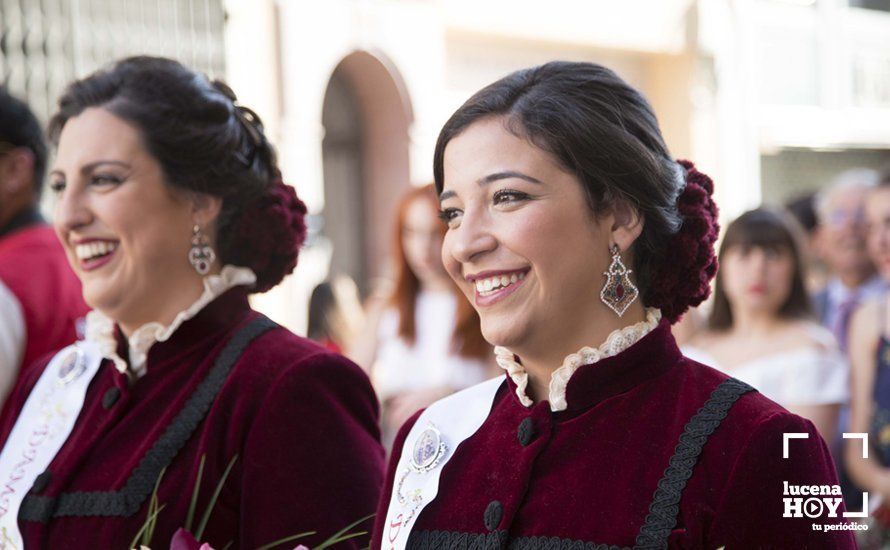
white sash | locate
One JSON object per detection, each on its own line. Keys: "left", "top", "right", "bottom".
{"left": 382, "top": 376, "right": 504, "bottom": 550}
{"left": 0, "top": 341, "right": 103, "bottom": 549}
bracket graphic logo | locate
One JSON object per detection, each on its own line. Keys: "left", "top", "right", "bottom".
{"left": 782, "top": 432, "right": 870, "bottom": 520}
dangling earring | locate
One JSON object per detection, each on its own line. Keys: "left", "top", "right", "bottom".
{"left": 188, "top": 224, "right": 216, "bottom": 275}
{"left": 600, "top": 244, "right": 638, "bottom": 317}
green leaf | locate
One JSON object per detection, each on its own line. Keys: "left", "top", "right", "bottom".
{"left": 144, "top": 469, "right": 164, "bottom": 545}
{"left": 312, "top": 513, "right": 375, "bottom": 550}
{"left": 131, "top": 467, "right": 166, "bottom": 548}
{"left": 194, "top": 454, "right": 238, "bottom": 540}
{"left": 324, "top": 513, "right": 374, "bottom": 541}
{"left": 128, "top": 503, "right": 166, "bottom": 550}
{"left": 185, "top": 454, "right": 207, "bottom": 532}
{"left": 254, "top": 530, "right": 316, "bottom": 550}
{"left": 313, "top": 530, "right": 368, "bottom": 550}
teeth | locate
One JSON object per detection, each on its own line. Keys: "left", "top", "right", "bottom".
{"left": 474, "top": 272, "right": 526, "bottom": 295}
{"left": 75, "top": 241, "right": 118, "bottom": 261}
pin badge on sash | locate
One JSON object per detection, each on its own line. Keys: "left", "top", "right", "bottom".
{"left": 410, "top": 424, "right": 447, "bottom": 473}
{"left": 57, "top": 347, "right": 87, "bottom": 386}
{"left": 394, "top": 423, "right": 449, "bottom": 529}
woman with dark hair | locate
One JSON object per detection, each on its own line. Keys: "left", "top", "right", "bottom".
{"left": 0, "top": 57, "right": 383, "bottom": 548}
{"left": 350, "top": 184, "right": 492, "bottom": 446}
{"left": 372, "top": 62, "right": 854, "bottom": 549}
{"left": 685, "top": 208, "right": 847, "bottom": 442}
{"left": 307, "top": 274, "right": 363, "bottom": 353}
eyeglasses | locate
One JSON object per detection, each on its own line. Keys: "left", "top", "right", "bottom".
{"left": 825, "top": 208, "right": 866, "bottom": 228}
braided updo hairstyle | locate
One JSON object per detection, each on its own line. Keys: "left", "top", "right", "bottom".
{"left": 48, "top": 56, "right": 306, "bottom": 293}
{"left": 433, "top": 61, "right": 719, "bottom": 323}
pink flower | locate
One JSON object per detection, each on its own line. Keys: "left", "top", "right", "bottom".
{"left": 170, "top": 528, "right": 215, "bottom": 550}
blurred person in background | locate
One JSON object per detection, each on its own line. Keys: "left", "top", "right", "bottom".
{"left": 812, "top": 168, "right": 886, "bottom": 511}
{"left": 349, "top": 184, "right": 493, "bottom": 446}
{"left": 307, "top": 274, "right": 364, "bottom": 353}
{"left": 786, "top": 191, "right": 827, "bottom": 291}
{"left": 0, "top": 87, "right": 88, "bottom": 402}
{"left": 685, "top": 208, "right": 847, "bottom": 442}
{"left": 846, "top": 172, "right": 890, "bottom": 544}
{"left": 812, "top": 168, "right": 884, "bottom": 352}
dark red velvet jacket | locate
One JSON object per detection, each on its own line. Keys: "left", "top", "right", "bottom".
{"left": 0, "top": 288, "right": 384, "bottom": 549}
{"left": 372, "top": 320, "right": 857, "bottom": 549}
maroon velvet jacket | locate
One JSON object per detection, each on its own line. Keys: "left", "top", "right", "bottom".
{"left": 0, "top": 288, "right": 384, "bottom": 549}
{"left": 372, "top": 320, "right": 857, "bottom": 549}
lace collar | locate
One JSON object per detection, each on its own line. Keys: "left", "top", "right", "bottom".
{"left": 84, "top": 265, "right": 257, "bottom": 379}
{"left": 494, "top": 308, "right": 662, "bottom": 411}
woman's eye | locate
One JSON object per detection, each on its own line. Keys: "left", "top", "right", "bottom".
{"left": 90, "top": 174, "right": 124, "bottom": 186}
{"left": 438, "top": 208, "right": 461, "bottom": 225}
{"left": 493, "top": 189, "right": 530, "bottom": 205}
{"left": 50, "top": 180, "right": 66, "bottom": 194}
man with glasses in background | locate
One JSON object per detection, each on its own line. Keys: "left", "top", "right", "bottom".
{"left": 0, "top": 87, "right": 87, "bottom": 405}
{"left": 812, "top": 167, "right": 887, "bottom": 512}
{"left": 813, "top": 168, "right": 886, "bottom": 351}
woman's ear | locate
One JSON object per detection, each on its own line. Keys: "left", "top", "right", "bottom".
{"left": 191, "top": 193, "right": 223, "bottom": 229}
{"left": 610, "top": 199, "right": 644, "bottom": 252}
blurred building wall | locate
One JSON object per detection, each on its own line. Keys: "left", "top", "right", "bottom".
{"left": 0, "top": 0, "right": 226, "bottom": 123}
{"left": 699, "top": 0, "right": 890, "bottom": 211}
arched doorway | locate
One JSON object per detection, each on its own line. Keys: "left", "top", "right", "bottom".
{"left": 321, "top": 50, "right": 413, "bottom": 295}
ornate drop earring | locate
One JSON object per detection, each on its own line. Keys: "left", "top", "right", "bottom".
{"left": 600, "top": 244, "right": 638, "bottom": 317}
{"left": 188, "top": 224, "right": 216, "bottom": 275}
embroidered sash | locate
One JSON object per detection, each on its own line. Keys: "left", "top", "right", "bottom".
{"left": 382, "top": 376, "right": 504, "bottom": 550}
{"left": 0, "top": 341, "right": 103, "bottom": 548}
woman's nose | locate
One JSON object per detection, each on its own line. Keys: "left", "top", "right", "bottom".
{"left": 54, "top": 184, "right": 92, "bottom": 235}
{"left": 447, "top": 210, "right": 497, "bottom": 264}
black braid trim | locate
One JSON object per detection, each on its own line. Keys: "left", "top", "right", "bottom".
{"left": 407, "top": 530, "right": 508, "bottom": 549}
{"left": 509, "top": 536, "right": 626, "bottom": 550}
{"left": 633, "top": 378, "right": 754, "bottom": 549}
{"left": 19, "top": 317, "right": 278, "bottom": 522}
{"left": 407, "top": 530, "right": 627, "bottom": 550}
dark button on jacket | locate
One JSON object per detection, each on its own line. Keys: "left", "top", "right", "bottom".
{"left": 517, "top": 417, "right": 535, "bottom": 446}
{"left": 102, "top": 387, "right": 121, "bottom": 409}
{"left": 484, "top": 500, "right": 503, "bottom": 531}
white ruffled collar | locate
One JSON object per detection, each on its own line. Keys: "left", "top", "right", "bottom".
{"left": 84, "top": 265, "right": 257, "bottom": 379}
{"left": 494, "top": 308, "right": 662, "bottom": 411}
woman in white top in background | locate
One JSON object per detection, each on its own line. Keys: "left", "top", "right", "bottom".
{"left": 350, "top": 184, "right": 493, "bottom": 445}
{"left": 686, "top": 207, "right": 847, "bottom": 442}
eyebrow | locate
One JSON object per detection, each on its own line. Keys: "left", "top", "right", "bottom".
{"left": 50, "top": 160, "right": 132, "bottom": 178}
{"left": 439, "top": 170, "right": 543, "bottom": 202}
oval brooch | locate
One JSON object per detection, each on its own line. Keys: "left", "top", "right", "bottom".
{"left": 410, "top": 424, "right": 447, "bottom": 473}
{"left": 57, "top": 347, "right": 86, "bottom": 386}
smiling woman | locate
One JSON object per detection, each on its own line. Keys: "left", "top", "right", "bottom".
{"left": 0, "top": 57, "right": 383, "bottom": 548}
{"left": 49, "top": 108, "right": 206, "bottom": 334}
{"left": 372, "top": 61, "right": 856, "bottom": 549}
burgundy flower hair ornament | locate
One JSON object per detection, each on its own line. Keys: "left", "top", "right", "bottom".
{"left": 226, "top": 175, "right": 308, "bottom": 293}
{"left": 643, "top": 159, "right": 720, "bottom": 324}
